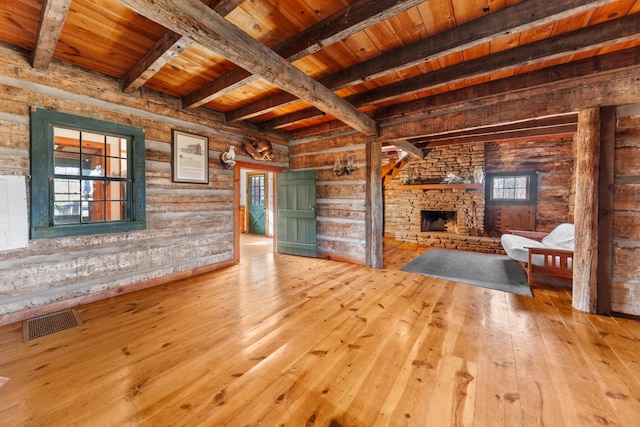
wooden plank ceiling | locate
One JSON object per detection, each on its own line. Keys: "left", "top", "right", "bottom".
{"left": 2, "top": 0, "right": 640, "bottom": 147}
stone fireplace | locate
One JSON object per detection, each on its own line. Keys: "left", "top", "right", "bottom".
{"left": 384, "top": 142, "right": 504, "bottom": 253}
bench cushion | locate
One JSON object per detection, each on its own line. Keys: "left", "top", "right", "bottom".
{"left": 541, "top": 223, "right": 575, "bottom": 250}
{"left": 501, "top": 234, "right": 546, "bottom": 264}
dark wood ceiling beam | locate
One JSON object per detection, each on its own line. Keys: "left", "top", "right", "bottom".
{"left": 31, "top": 0, "right": 71, "bottom": 69}
{"left": 227, "top": 92, "right": 299, "bottom": 122}
{"left": 288, "top": 47, "right": 640, "bottom": 140}
{"left": 392, "top": 139, "right": 426, "bottom": 159}
{"left": 207, "top": 0, "right": 244, "bottom": 16}
{"left": 262, "top": 107, "right": 325, "bottom": 130}
{"left": 228, "top": 0, "right": 619, "bottom": 122}
{"left": 182, "top": 0, "right": 422, "bottom": 109}
{"left": 273, "top": 14, "right": 640, "bottom": 129}
{"left": 376, "top": 47, "right": 640, "bottom": 125}
{"left": 117, "top": 0, "right": 378, "bottom": 136}
{"left": 410, "top": 116, "right": 578, "bottom": 147}
{"left": 411, "top": 115, "right": 578, "bottom": 145}
{"left": 348, "top": 14, "right": 640, "bottom": 108}
{"left": 277, "top": 0, "right": 424, "bottom": 63}
{"left": 121, "top": 0, "right": 240, "bottom": 93}
{"left": 409, "top": 126, "right": 577, "bottom": 147}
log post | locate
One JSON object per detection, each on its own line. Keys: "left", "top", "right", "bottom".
{"left": 366, "top": 138, "right": 383, "bottom": 268}
{"left": 573, "top": 108, "right": 600, "bottom": 313}
{"left": 597, "top": 106, "right": 615, "bottom": 314}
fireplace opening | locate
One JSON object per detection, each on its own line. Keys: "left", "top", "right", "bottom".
{"left": 421, "top": 210, "right": 457, "bottom": 232}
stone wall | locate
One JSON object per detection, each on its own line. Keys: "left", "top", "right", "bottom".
{"left": 384, "top": 143, "right": 487, "bottom": 251}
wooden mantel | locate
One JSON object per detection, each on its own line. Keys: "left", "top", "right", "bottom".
{"left": 397, "top": 183, "right": 483, "bottom": 191}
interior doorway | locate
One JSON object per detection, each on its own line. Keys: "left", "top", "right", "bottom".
{"left": 247, "top": 172, "right": 267, "bottom": 235}
{"left": 234, "top": 162, "right": 282, "bottom": 264}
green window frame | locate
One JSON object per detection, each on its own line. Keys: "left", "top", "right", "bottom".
{"left": 485, "top": 171, "right": 538, "bottom": 205}
{"left": 30, "top": 108, "right": 146, "bottom": 239}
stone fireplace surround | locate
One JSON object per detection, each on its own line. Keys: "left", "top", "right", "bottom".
{"left": 384, "top": 142, "right": 503, "bottom": 253}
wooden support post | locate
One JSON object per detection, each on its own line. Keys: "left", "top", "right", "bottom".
{"left": 366, "top": 139, "right": 383, "bottom": 268}
{"left": 573, "top": 108, "right": 600, "bottom": 313}
{"left": 597, "top": 106, "right": 615, "bottom": 315}
{"left": 234, "top": 163, "right": 241, "bottom": 264}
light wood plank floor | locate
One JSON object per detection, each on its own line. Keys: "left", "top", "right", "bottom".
{"left": 1, "top": 236, "right": 639, "bottom": 426}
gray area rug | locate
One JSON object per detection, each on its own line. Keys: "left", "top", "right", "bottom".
{"left": 401, "top": 248, "right": 532, "bottom": 296}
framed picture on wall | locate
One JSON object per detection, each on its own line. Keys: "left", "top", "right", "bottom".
{"left": 172, "top": 130, "right": 209, "bottom": 184}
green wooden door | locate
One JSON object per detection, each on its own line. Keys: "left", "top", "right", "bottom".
{"left": 247, "top": 173, "right": 266, "bottom": 235}
{"left": 277, "top": 171, "right": 316, "bottom": 257}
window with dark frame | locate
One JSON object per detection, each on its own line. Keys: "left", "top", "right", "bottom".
{"left": 30, "top": 109, "right": 146, "bottom": 239}
{"left": 486, "top": 172, "right": 538, "bottom": 205}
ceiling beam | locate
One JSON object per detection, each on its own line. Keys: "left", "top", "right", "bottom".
{"left": 121, "top": 0, "right": 240, "bottom": 93}
{"left": 227, "top": 0, "right": 620, "bottom": 123}
{"left": 287, "top": 46, "right": 640, "bottom": 140}
{"left": 348, "top": 13, "right": 640, "bottom": 108}
{"left": 31, "top": 0, "right": 71, "bottom": 69}
{"left": 410, "top": 115, "right": 578, "bottom": 147}
{"left": 116, "top": 0, "right": 378, "bottom": 136}
{"left": 182, "top": 0, "right": 423, "bottom": 109}
{"left": 392, "top": 139, "right": 426, "bottom": 159}
{"left": 269, "top": 13, "right": 640, "bottom": 129}
{"left": 375, "top": 47, "right": 640, "bottom": 130}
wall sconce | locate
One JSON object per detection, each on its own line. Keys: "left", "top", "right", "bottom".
{"left": 220, "top": 146, "right": 236, "bottom": 168}
{"left": 334, "top": 157, "right": 355, "bottom": 177}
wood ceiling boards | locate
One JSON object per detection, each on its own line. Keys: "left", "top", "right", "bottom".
{"left": 1, "top": 0, "right": 639, "bottom": 145}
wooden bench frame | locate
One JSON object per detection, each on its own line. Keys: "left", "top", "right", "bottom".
{"left": 509, "top": 230, "right": 574, "bottom": 286}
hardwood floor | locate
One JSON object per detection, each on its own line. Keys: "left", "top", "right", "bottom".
{"left": 0, "top": 236, "right": 639, "bottom": 426}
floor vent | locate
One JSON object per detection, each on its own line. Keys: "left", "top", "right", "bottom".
{"left": 23, "top": 309, "right": 82, "bottom": 342}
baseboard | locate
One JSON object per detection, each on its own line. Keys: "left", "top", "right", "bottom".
{"left": 0, "top": 259, "right": 236, "bottom": 327}
{"left": 317, "top": 252, "right": 366, "bottom": 266}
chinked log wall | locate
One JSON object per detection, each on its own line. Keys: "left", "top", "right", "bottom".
{"left": 288, "top": 134, "right": 367, "bottom": 264}
{"left": 0, "top": 45, "right": 287, "bottom": 321}
{"left": 612, "top": 104, "right": 640, "bottom": 315}
{"left": 485, "top": 136, "right": 575, "bottom": 233}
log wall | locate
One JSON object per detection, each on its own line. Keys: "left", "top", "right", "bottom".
{"left": 485, "top": 137, "right": 575, "bottom": 233}
{"left": 0, "top": 45, "right": 287, "bottom": 319}
{"left": 288, "top": 133, "right": 368, "bottom": 264}
{"left": 612, "top": 103, "right": 640, "bottom": 315}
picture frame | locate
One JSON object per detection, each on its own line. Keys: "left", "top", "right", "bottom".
{"left": 172, "top": 130, "right": 209, "bottom": 184}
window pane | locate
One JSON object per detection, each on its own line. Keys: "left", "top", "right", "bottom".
{"left": 106, "top": 201, "right": 126, "bottom": 221}
{"left": 54, "top": 178, "right": 81, "bottom": 198}
{"left": 515, "top": 188, "right": 527, "bottom": 199}
{"left": 105, "top": 181, "right": 126, "bottom": 201}
{"left": 54, "top": 153, "right": 80, "bottom": 176}
{"left": 54, "top": 127, "right": 80, "bottom": 153}
{"left": 493, "top": 188, "right": 503, "bottom": 199}
{"left": 504, "top": 188, "right": 515, "bottom": 199}
{"left": 84, "top": 201, "right": 105, "bottom": 223}
{"left": 494, "top": 178, "right": 504, "bottom": 189}
{"left": 516, "top": 177, "right": 528, "bottom": 188}
{"left": 106, "top": 136, "right": 127, "bottom": 158}
{"left": 504, "top": 177, "right": 515, "bottom": 189}
{"left": 81, "top": 155, "right": 105, "bottom": 176}
{"left": 53, "top": 182, "right": 81, "bottom": 225}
